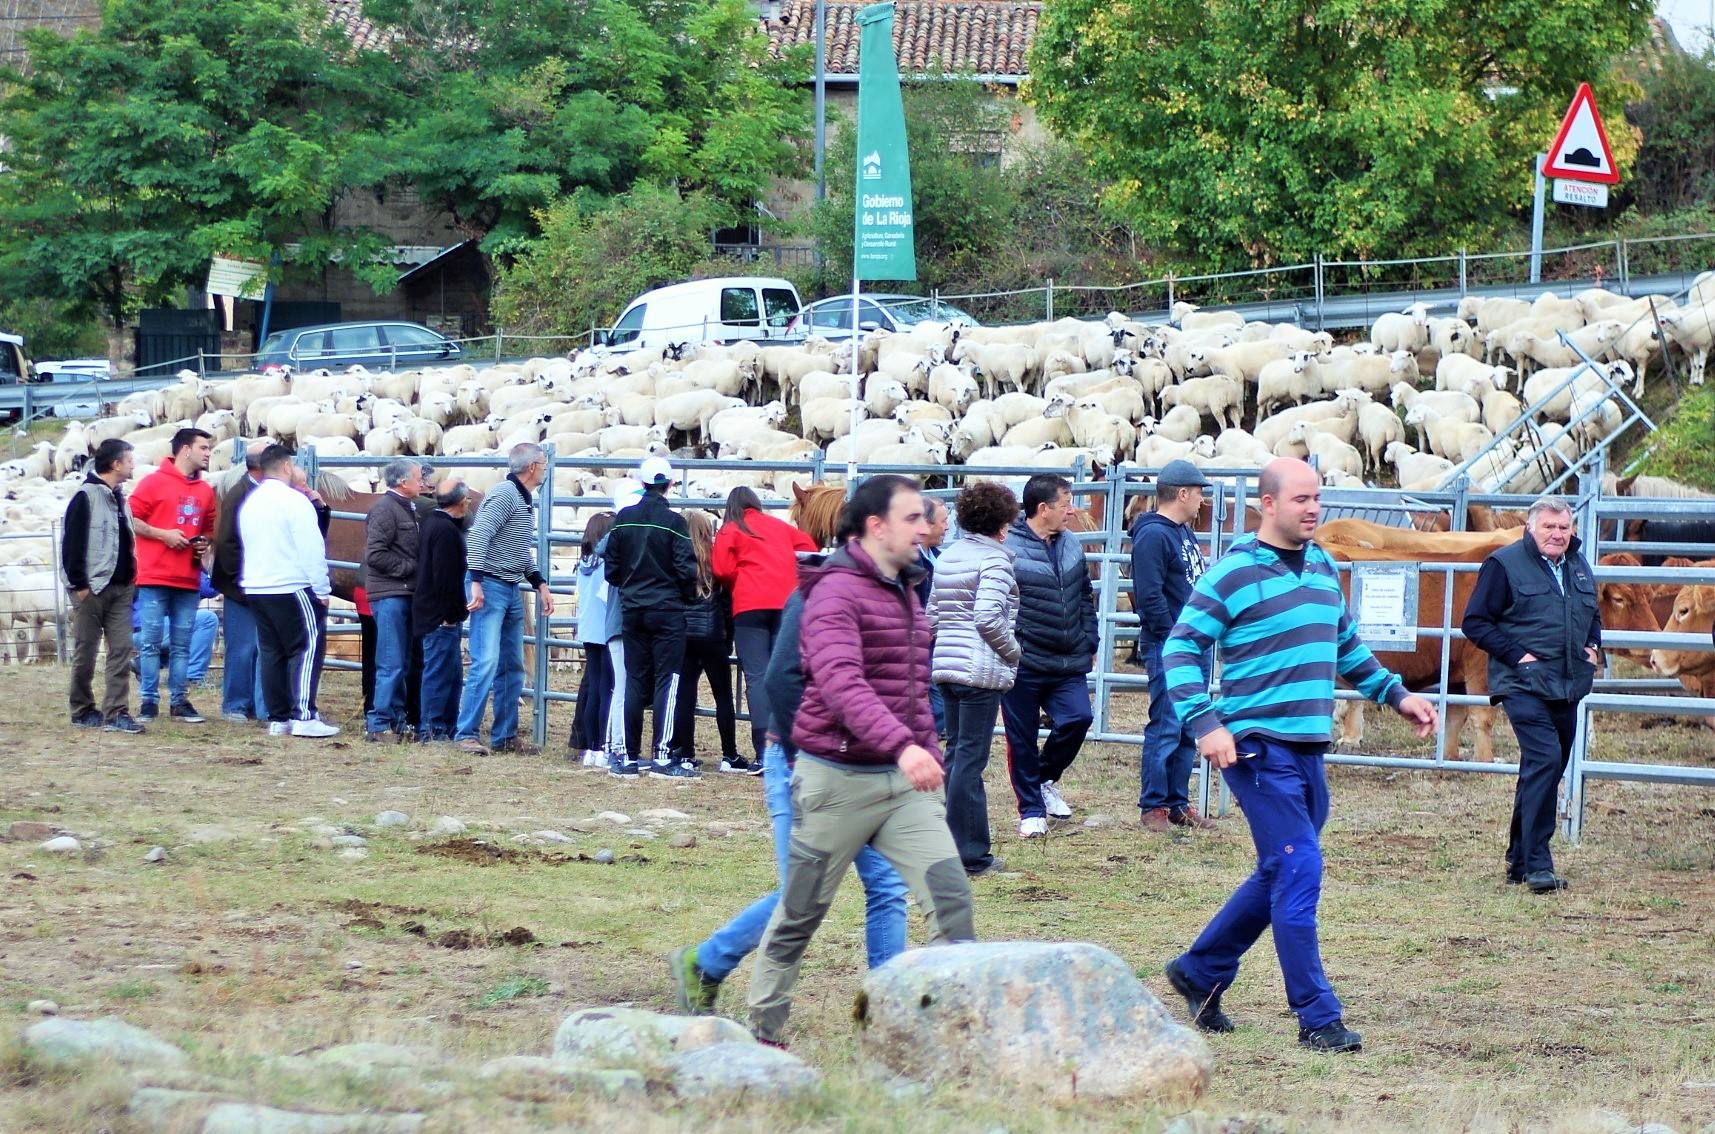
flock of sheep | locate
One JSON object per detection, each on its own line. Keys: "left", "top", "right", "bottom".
{"left": 2, "top": 270, "right": 1712, "bottom": 662}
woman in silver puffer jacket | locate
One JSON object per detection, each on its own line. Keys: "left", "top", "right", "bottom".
{"left": 927, "top": 482, "right": 1022, "bottom": 877}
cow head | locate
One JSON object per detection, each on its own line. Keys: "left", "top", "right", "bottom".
{"left": 1651, "top": 583, "right": 1715, "bottom": 677}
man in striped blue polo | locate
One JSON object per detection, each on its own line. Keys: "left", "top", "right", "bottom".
{"left": 1159, "top": 458, "right": 1438, "bottom": 1054}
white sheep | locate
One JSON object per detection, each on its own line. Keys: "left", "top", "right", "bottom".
{"left": 825, "top": 421, "right": 908, "bottom": 464}
{"left": 1064, "top": 401, "right": 1139, "bottom": 463}
{"left": 1661, "top": 300, "right": 1715, "bottom": 385}
{"left": 52, "top": 422, "right": 91, "bottom": 479}
{"left": 394, "top": 417, "right": 444, "bottom": 456}
{"left": 801, "top": 397, "right": 868, "bottom": 445}
{"left": 1158, "top": 374, "right": 1243, "bottom": 430}
{"left": 1172, "top": 302, "right": 1244, "bottom": 333}
{"left": 653, "top": 390, "right": 745, "bottom": 446}
{"left": 1255, "top": 352, "right": 1321, "bottom": 418}
{"left": 1369, "top": 302, "right": 1431, "bottom": 353}
{"left": 950, "top": 340, "right": 1038, "bottom": 398}
{"left": 441, "top": 421, "right": 500, "bottom": 455}
{"left": 1001, "top": 416, "right": 1074, "bottom": 449}
{"left": 1435, "top": 355, "right": 1511, "bottom": 397}
{"left": 1143, "top": 405, "right": 1205, "bottom": 444}
{"left": 1354, "top": 401, "right": 1405, "bottom": 477}
{"left": 1385, "top": 441, "right": 1455, "bottom": 486}
{"left": 927, "top": 364, "right": 980, "bottom": 413}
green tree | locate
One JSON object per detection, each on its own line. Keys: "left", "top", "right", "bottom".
{"left": 361, "top": 0, "right": 811, "bottom": 253}
{"left": 1028, "top": 0, "right": 1652, "bottom": 272}
{"left": 1626, "top": 44, "right": 1715, "bottom": 212}
{"left": 0, "top": 0, "right": 391, "bottom": 343}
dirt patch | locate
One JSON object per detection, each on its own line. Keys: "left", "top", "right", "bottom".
{"left": 1013, "top": 886, "right": 1071, "bottom": 903}
{"left": 330, "top": 898, "right": 428, "bottom": 918}
{"left": 416, "top": 838, "right": 525, "bottom": 865}
{"left": 433, "top": 926, "right": 537, "bottom": 950}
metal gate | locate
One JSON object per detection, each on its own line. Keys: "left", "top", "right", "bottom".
{"left": 134, "top": 309, "right": 220, "bottom": 377}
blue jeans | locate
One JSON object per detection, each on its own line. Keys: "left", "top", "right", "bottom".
{"left": 1140, "top": 643, "right": 1200, "bottom": 812}
{"left": 455, "top": 577, "right": 525, "bottom": 745}
{"left": 366, "top": 596, "right": 412, "bottom": 734}
{"left": 695, "top": 742, "right": 909, "bottom": 981}
{"left": 1176, "top": 736, "right": 1343, "bottom": 1030}
{"left": 1000, "top": 667, "right": 1093, "bottom": 819}
{"left": 137, "top": 586, "right": 201, "bottom": 705}
{"left": 221, "top": 600, "right": 266, "bottom": 718}
{"left": 419, "top": 624, "right": 464, "bottom": 740}
{"left": 928, "top": 680, "right": 946, "bottom": 737}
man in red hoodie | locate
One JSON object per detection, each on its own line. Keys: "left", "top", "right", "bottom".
{"left": 747, "top": 474, "right": 975, "bottom": 1046}
{"left": 129, "top": 427, "right": 216, "bottom": 724}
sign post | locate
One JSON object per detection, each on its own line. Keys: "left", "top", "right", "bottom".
{"left": 1530, "top": 83, "right": 1621, "bottom": 279}
{"left": 849, "top": 2, "right": 915, "bottom": 482}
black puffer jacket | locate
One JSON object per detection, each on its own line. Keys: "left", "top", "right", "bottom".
{"left": 603, "top": 490, "right": 697, "bottom": 611}
{"left": 1003, "top": 515, "right": 1097, "bottom": 676}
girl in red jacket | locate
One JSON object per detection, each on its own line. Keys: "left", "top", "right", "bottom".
{"left": 712, "top": 487, "right": 816, "bottom": 765}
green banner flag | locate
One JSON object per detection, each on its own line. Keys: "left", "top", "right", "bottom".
{"left": 853, "top": 2, "right": 915, "bottom": 282}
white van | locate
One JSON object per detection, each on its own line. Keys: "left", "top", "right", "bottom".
{"left": 598, "top": 277, "right": 801, "bottom": 351}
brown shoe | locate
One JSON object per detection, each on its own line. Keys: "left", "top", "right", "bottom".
{"left": 1170, "top": 806, "right": 1217, "bottom": 830}
{"left": 1141, "top": 807, "right": 1172, "bottom": 833}
{"left": 456, "top": 738, "right": 490, "bottom": 756}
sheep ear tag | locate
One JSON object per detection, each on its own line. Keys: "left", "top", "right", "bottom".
{"left": 1542, "top": 82, "right": 1618, "bottom": 186}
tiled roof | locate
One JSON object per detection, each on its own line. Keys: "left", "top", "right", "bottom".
{"left": 764, "top": 0, "right": 1041, "bottom": 78}
{"left": 323, "top": 0, "right": 392, "bottom": 52}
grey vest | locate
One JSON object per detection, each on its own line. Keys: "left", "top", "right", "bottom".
{"left": 1484, "top": 536, "right": 1598, "bottom": 703}
{"left": 73, "top": 479, "right": 130, "bottom": 595}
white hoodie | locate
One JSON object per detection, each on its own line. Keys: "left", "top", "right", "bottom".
{"left": 237, "top": 477, "right": 331, "bottom": 597}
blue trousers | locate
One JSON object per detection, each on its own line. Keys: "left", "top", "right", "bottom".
{"left": 1177, "top": 735, "right": 1343, "bottom": 1030}
{"left": 366, "top": 596, "right": 412, "bottom": 734}
{"left": 419, "top": 625, "right": 464, "bottom": 741}
{"left": 455, "top": 577, "right": 525, "bottom": 745}
{"left": 695, "top": 742, "right": 908, "bottom": 982}
{"left": 136, "top": 586, "right": 200, "bottom": 705}
{"left": 1140, "top": 643, "right": 1199, "bottom": 812}
{"left": 1000, "top": 667, "right": 1093, "bottom": 819}
{"left": 221, "top": 600, "right": 266, "bottom": 718}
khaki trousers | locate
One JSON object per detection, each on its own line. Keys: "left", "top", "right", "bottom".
{"left": 68, "top": 583, "right": 134, "bottom": 720}
{"left": 748, "top": 757, "right": 973, "bottom": 1042}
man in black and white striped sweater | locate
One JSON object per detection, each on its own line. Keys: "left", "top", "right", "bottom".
{"left": 453, "top": 443, "right": 556, "bottom": 756}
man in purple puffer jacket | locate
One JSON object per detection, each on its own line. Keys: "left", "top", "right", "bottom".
{"left": 748, "top": 475, "right": 976, "bottom": 1046}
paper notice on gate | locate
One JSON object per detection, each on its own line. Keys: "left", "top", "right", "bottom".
{"left": 1352, "top": 562, "right": 1418, "bottom": 651}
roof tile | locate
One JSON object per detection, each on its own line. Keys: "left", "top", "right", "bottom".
{"left": 764, "top": 0, "right": 1041, "bottom": 78}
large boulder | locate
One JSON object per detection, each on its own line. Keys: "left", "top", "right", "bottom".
{"left": 23, "top": 1017, "right": 188, "bottom": 1071}
{"left": 552, "top": 1007, "right": 753, "bottom": 1069}
{"left": 669, "top": 1042, "right": 820, "bottom": 1101}
{"left": 857, "top": 942, "right": 1211, "bottom": 1102}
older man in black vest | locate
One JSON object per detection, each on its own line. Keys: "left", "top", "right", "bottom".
{"left": 1462, "top": 497, "right": 1602, "bottom": 894}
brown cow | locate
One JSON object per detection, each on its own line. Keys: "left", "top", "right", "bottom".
{"left": 1649, "top": 583, "right": 1715, "bottom": 729}
{"left": 1594, "top": 553, "right": 1664, "bottom": 665}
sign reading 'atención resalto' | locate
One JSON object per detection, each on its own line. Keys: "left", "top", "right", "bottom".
{"left": 853, "top": 2, "right": 916, "bottom": 282}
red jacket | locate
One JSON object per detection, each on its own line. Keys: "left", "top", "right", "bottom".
{"left": 129, "top": 458, "right": 216, "bottom": 590}
{"left": 712, "top": 509, "right": 818, "bottom": 616}
{"left": 790, "top": 541, "right": 941, "bottom": 768}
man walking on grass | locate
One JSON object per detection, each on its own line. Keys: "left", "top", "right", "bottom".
{"left": 747, "top": 475, "right": 974, "bottom": 1047}
{"left": 61, "top": 438, "right": 144, "bottom": 734}
{"left": 1159, "top": 458, "right": 1438, "bottom": 1054}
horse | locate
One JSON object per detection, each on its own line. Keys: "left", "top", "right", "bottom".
{"left": 1612, "top": 473, "right": 1715, "bottom": 565}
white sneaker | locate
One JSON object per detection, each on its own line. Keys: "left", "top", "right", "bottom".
{"left": 583, "top": 750, "right": 609, "bottom": 768}
{"left": 1042, "top": 780, "right": 1073, "bottom": 819}
{"left": 1018, "top": 817, "right": 1049, "bottom": 838}
{"left": 267, "top": 721, "right": 289, "bottom": 736}
{"left": 290, "top": 718, "right": 341, "bottom": 738}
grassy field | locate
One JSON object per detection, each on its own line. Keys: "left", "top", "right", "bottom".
{"left": 1, "top": 659, "right": 1713, "bottom": 1134}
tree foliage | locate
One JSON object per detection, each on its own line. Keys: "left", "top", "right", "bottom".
{"left": 1626, "top": 45, "right": 1715, "bottom": 213}
{"left": 362, "top": 0, "right": 812, "bottom": 253}
{"left": 1028, "top": 0, "right": 1652, "bottom": 271}
{"left": 0, "top": 0, "right": 392, "bottom": 327}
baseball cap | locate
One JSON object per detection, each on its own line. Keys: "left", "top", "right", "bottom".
{"left": 1157, "top": 459, "right": 1213, "bottom": 489}
{"left": 611, "top": 477, "right": 645, "bottom": 510}
{"left": 637, "top": 456, "right": 674, "bottom": 486}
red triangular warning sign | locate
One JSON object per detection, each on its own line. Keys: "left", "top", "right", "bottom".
{"left": 1542, "top": 83, "right": 1619, "bottom": 184}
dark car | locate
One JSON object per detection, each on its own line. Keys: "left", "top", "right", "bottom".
{"left": 255, "top": 321, "right": 462, "bottom": 373}
{"left": 784, "top": 294, "right": 980, "bottom": 339}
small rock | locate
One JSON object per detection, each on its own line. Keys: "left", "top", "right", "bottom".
{"left": 592, "top": 849, "right": 615, "bottom": 865}
{"left": 26, "top": 999, "right": 57, "bottom": 1016}
{"left": 329, "top": 834, "right": 368, "bottom": 848}
{"left": 624, "top": 828, "right": 658, "bottom": 840}
{"left": 594, "top": 811, "right": 632, "bottom": 825}
{"left": 143, "top": 846, "right": 167, "bottom": 864}
{"left": 428, "top": 816, "right": 466, "bottom": 837}
{"left": 668, "top": 832, "right": 697, "bottom": 849}
{"left": 533, "top": 830, "right": 576, "bottom": 845}
{"left": 639, "top": 808, "right": 690, "bottom": 822}
{"left": 187, "top": 826, "right": 236, "bottom": 844}
{"left": 374, "top": 810, "right": 410, "bottom": 828}
{"left": 7, "top": 820, "right": 57, "bottom": 841}
{"left": 127, "top": 1087, "right": 224, "bottom": 1128}
{"left": 24, "top": 1017, "right": 187, "bottom": 1070}
{"left": 1082, "top": 812, "right": 1118, "bottom": 830}
{"left": 345, "top": 960, "right": 363, "bottom": 970}
{"left": 200, "top": 1103, "right": 424, "bottom": 1134}
{"left": 883, "top": 1074, "right": 931, "bottom": 1101}
{"left": 339, "top": 847, "right": 369, "bottom": 862}
{"left": 669, "top": 1041, "right": 820, "bottom": 1101}
{"left": 552, "top": 1007, "right": 753, "bottom": 1069}
{"left": 477, "top": 1056, "right": 645, "bottom": 1100}
{"left": 39, "top": 835, "right": 81, "bottom": 854}
{"left": 310, "top": 824, "right": 345, "bottom": 838}
{"left": 705, "top": 822, "right": 734, "bottom": 838}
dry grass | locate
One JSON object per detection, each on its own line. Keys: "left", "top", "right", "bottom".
{"left": 1, "top": 659, "right": 1713, "bottom": 1133}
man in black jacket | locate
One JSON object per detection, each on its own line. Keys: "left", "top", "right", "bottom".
{"left": 62, "top": 438, "right": 144, "bottom": 733}
{"left": 604, "top": 457, "right": 699, "bottom": 777}
{"left": 1001, "top": 474, "right": 1098, "bottom": 837}
{"left": 1130, "top": 460, "right": 1214, "bottom": 832}
{"left": 414, "top": 478, "right": 473, "bottom": 742}
{"left": 212, "top": 440, "right": 268, "bottom": 722}
{"left": 1462, "top": 497, "right": 1601, "bottom": 895}
{"left": 363, "top": 459, "right": 424, "bottom": 742}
